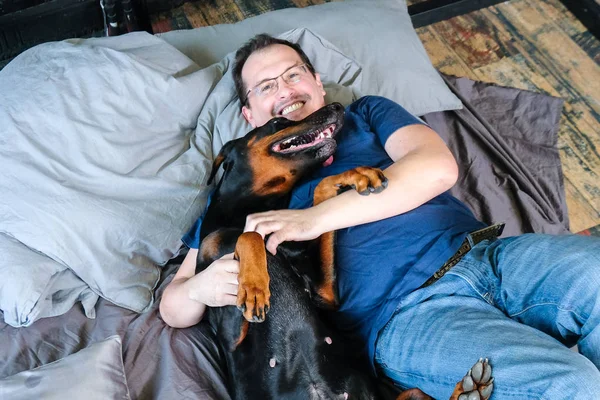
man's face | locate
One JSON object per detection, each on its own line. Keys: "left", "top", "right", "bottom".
{"left": 241, "top": 44, "right": 326, "bottom": 128}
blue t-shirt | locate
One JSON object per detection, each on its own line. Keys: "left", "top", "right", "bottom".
{"left": 184, "top": 96, "right": 485, "bottom": 371}
{"left": 287, "top": 96, "right": 485, "bottom": 371}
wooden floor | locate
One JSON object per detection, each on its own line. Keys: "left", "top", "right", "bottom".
{"left": 151, "top": 0, "right": 600, "bottom": 233}
{"left": 414, "top": 0, "right": 600, "bottom": 233}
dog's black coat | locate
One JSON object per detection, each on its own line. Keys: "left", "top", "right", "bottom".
{"left": 194, "top": 103, "right": 383, "bottom": 400}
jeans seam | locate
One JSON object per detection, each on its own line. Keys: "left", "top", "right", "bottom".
{"left": 377, "top": 362, "right": 455, "bottom": 387}
{"left": 446, "top": 270, "right": 494, "bottom": 305}
{"left": 509, "top": 302, "right": 588, "bottom": 321}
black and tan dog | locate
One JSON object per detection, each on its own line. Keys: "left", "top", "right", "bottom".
{"left": 195, "top": 103, "right": 494, "bottom": 400}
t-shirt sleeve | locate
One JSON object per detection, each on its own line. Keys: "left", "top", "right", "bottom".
{"left": 181, "top": 218, "right": 202, "bottom": 249}
{"left": 351, "top": 95, "right": 425, "bottom": 147}
{"left": 181, "top": 191, "right": 214, "bottom": 249}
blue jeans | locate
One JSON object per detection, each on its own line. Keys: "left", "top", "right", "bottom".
{"left": 375, "top": 233, "right": 600, "bottom": 399}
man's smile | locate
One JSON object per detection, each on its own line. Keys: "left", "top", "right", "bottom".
{"left": 274, "top": 95, "right": 311, "bottom": 118}
{"left": 281, "top": 102, "right": 305, "bottom": 116}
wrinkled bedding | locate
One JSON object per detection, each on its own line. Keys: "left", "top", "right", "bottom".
{"left": 428, "top": 74, "right": 568, "bottom": 237}
{"left": 1, "top": 259, "right": 231, "bottom": 400}
{"left": 0, "top": 74, "right": 567, "bottom": 399}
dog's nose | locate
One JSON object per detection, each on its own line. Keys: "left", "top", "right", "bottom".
{"left": 330, "top": 102, "right": 344, "bottom": 112}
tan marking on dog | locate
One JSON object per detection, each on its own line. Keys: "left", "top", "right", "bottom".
{"left": 317, "top": 231, "right": 337, "bottom": 307}
{"left": 246, "top": 124, "right": 317, "bottom": 196}
{"left": 232, "top": 319, "right": 250, "bottom": 350}
{"left": 199, "top": 231, "right": 221, "bottom": 265}
{"left": 312, "top": 167, "right": 388, "bottom": 308}
{"left": 235, "top": 232, "right": 270, "bottom": 322}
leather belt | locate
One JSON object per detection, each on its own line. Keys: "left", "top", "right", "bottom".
{"left": 419, "top": 223, "right": 505, "bottom": 289}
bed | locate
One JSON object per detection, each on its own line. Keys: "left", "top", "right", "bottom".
{"left": 0, "top": 0, "right": 571, "bottom": 398}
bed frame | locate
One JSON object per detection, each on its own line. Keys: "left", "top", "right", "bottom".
{"left": 1, "top": 0, "right": 599, "bottom": 68}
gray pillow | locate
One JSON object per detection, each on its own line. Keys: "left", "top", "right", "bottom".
{"left": 157, "top": 0, "right": 462, "bottom": 116}
{"left": 0, "top": 336, "right": 130, "bottom": 400}
{"left": 0, "top": 32, "right": 219, "bottom": 326}
{"left": 0, "top": 234, "right": 99, "bottom": 327}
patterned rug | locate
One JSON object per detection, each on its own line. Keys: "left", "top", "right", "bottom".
{"left": 412, "top": 0, "right": 600, "bottom": 235}
{"left": 149, "top": 0, "right": 600, "bottom": 237}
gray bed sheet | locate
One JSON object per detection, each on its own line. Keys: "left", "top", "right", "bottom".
{"left": 0, "top": 259, "right": 231, "bottom": 400}
{"left": 0, "top": 75, "right": 567, "bottom": 399}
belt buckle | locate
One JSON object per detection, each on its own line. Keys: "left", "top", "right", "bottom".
{"left": 490, "top": 223, "right": 505, "bottom": 237}
{"left": 471, "top": 223, "right": 505, "bottom": 244}
{"left": 419, "top": 223, "right": 505, "bottom": 290}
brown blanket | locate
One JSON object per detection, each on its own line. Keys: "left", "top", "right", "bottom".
{"left": 0, "top": 76, "right": 567, "bottom": 399}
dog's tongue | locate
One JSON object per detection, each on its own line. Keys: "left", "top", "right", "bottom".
{"left": 322, "top": 155, "right": 334, "bottom": 167}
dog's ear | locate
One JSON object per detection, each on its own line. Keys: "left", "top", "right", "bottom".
{"left": 207, "top": 141, "right": 236, "bottom": 185}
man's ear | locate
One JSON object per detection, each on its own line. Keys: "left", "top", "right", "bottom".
{"left": 242, "top": 105, "right": 257, "bottom": 128}
{"left": 315, "top": 73, "right": 326, "bottom": 97}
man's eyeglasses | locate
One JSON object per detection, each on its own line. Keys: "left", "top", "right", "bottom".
{"left": 244, "top": 64, "right": 310, "bottom": 104}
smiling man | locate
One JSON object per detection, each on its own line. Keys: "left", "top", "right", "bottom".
{"left": 160, "top": 34, "right": 600, "bottom": 400}
{"left": 238, "top": 43, "right": 327, "bottom": 125}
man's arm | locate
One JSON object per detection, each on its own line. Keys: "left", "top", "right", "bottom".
{"left": 245, "top": 124, "right": 459, "bottom": 254}
{"left": 160, "top": 249, "right": 239, "bottom": 328}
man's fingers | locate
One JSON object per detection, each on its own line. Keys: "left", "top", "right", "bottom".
{"left": 244, "top": 212, "right": 272, "bottom": 232}
{"left": 254, "top": 221, "right": 282, "bottom": 238}
{"left": 266, "top": 232, "right": 286, "bottom": 255}
{"left": 220, "top": 252, "right": 235, "bottom": 260}
{"left": 223, "top": 283, "right": 238, "bottom": 296}
{"left": 221, "top": 294, "right": 238, "bottom": 306}
{"left": 222, "top": 259, "right": 239, "bottom": 274}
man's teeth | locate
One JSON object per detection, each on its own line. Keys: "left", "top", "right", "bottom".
{"left": 281, "top": 102, "right": 304, "bottom": 115}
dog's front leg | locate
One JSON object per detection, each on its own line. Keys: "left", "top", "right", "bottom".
{"left": 310, "top": 166, "right": 388, "bottom": 309}
{"left": 235, "top": 231, "right": 271, "bottom": 323}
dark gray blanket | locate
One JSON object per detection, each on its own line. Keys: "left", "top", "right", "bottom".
{"left": 0, "top": 76, "right": 567, "bottom": 399}
{"left": 426, "top": 74, "right": 568, "bottom": 236}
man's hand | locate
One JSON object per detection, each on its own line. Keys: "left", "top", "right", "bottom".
{"left": 187, "top": 253, "right": 240, "bottom": 307}
{"left": 244, "top": 208, "right": 323, "bottom": 255}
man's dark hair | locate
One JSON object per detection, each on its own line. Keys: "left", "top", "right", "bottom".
{"left": 232, "top": 34, "right": 317, "bottom": 107}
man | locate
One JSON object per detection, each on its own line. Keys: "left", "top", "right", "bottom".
{"left": 160, "top": 34, "right": 600, "bottom": 399}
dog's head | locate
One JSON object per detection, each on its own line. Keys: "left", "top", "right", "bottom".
{"left": 209, "top": 103, "right": 345, "bottom": 198}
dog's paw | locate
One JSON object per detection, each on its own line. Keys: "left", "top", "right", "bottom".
{"left": 237, "top": 284, "right": 270, "bottom": 323}
{"left": 313, "top": 166, "right": 388, "bottom": 205}
{"left": 337, "top": 166, "right": 388, "bottom": 195}
{"left": 455, "top": 358, "right": 494, "bottom": 400}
